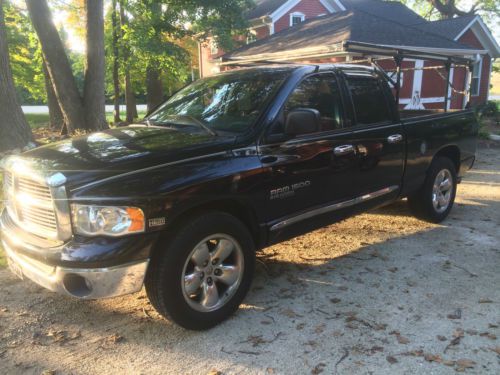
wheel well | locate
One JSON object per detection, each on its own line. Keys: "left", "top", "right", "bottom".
{"left": 167, "top": 200, "right": 264, "bottom": 250}
{"left": 434, "top": 146, "right": 460, "bottom": 173}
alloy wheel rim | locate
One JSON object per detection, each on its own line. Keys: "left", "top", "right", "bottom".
{"left": 181, "top": 234, "right": 244, "bottom": 312}
{"left": 432, "top": 169, "right": 453, "bottom": 214}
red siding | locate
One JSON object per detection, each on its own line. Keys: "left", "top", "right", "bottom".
{"left": 458, "top": 29, "right": 491, "bottom": 106}
{"left": 254, "top": 25, "right": 270, "bottom": 39}
{"left": 274, "top": 0, "right": 329, "bottom": 33}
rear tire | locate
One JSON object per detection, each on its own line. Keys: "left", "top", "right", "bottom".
{"left": 145, "top": 211, "right": 255, "bottom": 330}
{"left": 408, "top": 157, "right": 457, "bottom": 223}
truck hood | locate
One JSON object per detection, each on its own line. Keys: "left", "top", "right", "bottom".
{"left": 20, "top": 126, "right": 236, "bottom": 191}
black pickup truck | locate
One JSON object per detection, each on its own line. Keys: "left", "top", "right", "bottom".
{"left": 1, "top": 64, "right": 478, "bottom": 329}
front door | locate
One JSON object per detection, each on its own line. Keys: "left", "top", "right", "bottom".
{"left": 258, "top": 72, "right": 358, "bottom": 229}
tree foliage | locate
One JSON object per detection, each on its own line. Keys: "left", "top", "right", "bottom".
{"left": 4, "top": 0, "right": 44, "bottom": 103}
{"left": 401, "top": 0, "right": 500, "bottom": 25}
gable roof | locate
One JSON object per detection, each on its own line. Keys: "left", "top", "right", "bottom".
{"left": 226, "top": 9, "right": 481, "bottom": 62}
{"left": 341, "top": 0, "right": 426, "bottom": 25}
{"left": 246, "top": 0, "right": 289, "bottom": 20}
{"left": 413, "top": 15, "right": 500, "bottom": 58}
{"left": 413, "top": 15, "right": 477, "bottom": 37}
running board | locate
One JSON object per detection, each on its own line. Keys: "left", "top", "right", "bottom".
{"left": 270, "top": 185, "right": 399, "bottom": 231}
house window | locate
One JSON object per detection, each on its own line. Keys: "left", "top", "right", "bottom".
{"left": 470, "top": 58, "right": 482, "bottom": 96}
{"left": 247, "top": 31, "right": 257, "bottom": 45}
{"left": 210, "top": 41, "right": 219, "bottom": 56}
{"left": 290, "top": 12, "right": 305, "bottom": 26}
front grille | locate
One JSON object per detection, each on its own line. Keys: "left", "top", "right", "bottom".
{"left": 3, "top": 170, "right": 59, "bottom": 239}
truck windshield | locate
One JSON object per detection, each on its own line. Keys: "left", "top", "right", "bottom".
{"left": 146, "top": 69, "right": 289, "bottom": 134}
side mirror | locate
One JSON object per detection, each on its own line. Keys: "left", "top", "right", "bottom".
{"left": 285, "top": 108, "right": 320, "bottom": 136}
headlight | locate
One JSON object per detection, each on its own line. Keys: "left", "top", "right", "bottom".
{"left": 71, "top": 205, "right": 145, "bottom": 236}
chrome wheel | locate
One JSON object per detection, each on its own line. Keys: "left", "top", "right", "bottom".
{"left": 181, "top": 234, "right": 244, "bottom": 312}
{"left": 432, "top": 169, "right": 453, "bottom": 214}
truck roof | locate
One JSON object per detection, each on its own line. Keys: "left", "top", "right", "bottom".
{"left": 216, "top": 63, "right": 376, "bottom": 77}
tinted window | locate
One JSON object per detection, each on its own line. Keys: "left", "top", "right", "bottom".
{"left": 147, "top": 69, "right": 288, "bottom": 134}
{"left": 347, "top": 77, "right": 392, "bottom": 125}
{"left": 285, "top": 74, "right": 343, "bottom": 133}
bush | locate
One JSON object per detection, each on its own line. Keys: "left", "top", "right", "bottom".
{"left": 475, "top": 101, "right": 499, "bottom": 119}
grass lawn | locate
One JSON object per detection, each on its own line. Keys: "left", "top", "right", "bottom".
{"left": 26, "top": 110, "right": 147, "bottom": 129}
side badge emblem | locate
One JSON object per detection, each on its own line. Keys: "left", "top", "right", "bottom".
{"left": 149, "top": 217, "right": 166, "bottom": 227}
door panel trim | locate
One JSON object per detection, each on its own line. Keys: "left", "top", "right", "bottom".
{"left": 270, "top": 185, "right": 399, "bottom": 231}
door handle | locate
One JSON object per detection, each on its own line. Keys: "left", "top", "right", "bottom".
{"left": 333, "top": 145, "right": 355, "bottom": 156}
{"left": 387, "top": 134, "right": 403, "bottom": 144}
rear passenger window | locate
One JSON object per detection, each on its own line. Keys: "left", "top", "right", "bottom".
{"left": 347, "top": 77, "right": 392, "bottom": 125}
{"left": 285, "top": 74, "right": 343, "bottom": 132}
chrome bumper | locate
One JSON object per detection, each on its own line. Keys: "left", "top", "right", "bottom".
{"left": 2, "top": 240, "right": 149, "bottom": 299}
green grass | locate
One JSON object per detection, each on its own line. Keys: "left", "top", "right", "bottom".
{"left": 26, "top": 110, "right": 147, "bottom": 129}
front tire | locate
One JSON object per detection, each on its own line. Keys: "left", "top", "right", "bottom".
{"left": 145, "top": 211, "right": 255, "bottom": 330}
{"left": 408, "top": 157, "right": 457, "bottom": 223}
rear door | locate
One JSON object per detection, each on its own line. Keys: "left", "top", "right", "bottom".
{"left": 342, "top": 72, "right": 405, "bottom": 198}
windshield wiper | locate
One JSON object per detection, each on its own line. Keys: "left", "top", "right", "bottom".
{"left": 176, "top": 115, "right": 218, "bottom": 136}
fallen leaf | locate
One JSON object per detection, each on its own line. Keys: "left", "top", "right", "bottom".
{"left": 490, "top": 346, "right": 500, "bottom": 355}
{"left": 386, "top": 355, "right": 398, "bottom": 364}
{"left": 311, "top": 363, "right": 326, "bottom": 374}
{"left": 453, "top": 329, "right": 465, "bottom": 338}
{"left": 478, "top": 299, "right": 493, "bottom": 303}
{"left": 207, "top": 370, "right": 222, "bottom": 375}
{"left": 41, "top": 371, "right": 55, "bottom": 375}
{"left": 443, "top": 360, "right": 455, "bottom": 366}
{"left": 330, "top": 298, "right": 341, "bottom": 304}
{"left": 437, "top": 335, "right": 447, "bottom": 341}
{"left": 456, "top": 359, "right": 475, "bottom": 370}
{"left": 424, "top": 354, "right": 442, "bottom": 363}
{"left": 447, "top": 309, "right": 462, "bottom": 320}
{"left": 480, "top": 332, "right": 497, "bottom": 340}
{"left": 397, "top": 335, "right": 410, "bottom": 345}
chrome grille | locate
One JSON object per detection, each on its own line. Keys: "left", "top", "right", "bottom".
{"left": 3, "top": 171, "right": 59, "bottom": 239}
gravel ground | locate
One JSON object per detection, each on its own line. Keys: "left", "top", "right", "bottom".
{"left": 0, "top": 146, "right": 499, "bottom": 375}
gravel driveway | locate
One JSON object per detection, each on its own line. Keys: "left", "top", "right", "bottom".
{"left": 0, "top": 146, "right": 499, "bottom": 375}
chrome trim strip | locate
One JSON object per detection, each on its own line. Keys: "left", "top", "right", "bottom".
{"left": 72, "top": 151, "right": 229, "bottom": 192}
{"left": 270, "top": 185, "right": 399, "bottom": 231}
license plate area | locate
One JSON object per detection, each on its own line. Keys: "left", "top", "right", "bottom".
{"left": 7, "top": 256, "right": 23, "bottom": 280}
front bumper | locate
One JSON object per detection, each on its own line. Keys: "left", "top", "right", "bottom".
{"left": 3, "top": 240, "right": 148, "bottom": 299}
{"left": 1, "top": 210, "right": 156, "bottom": 299}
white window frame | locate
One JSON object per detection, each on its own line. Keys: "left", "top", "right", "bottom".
{"left": 246, "top": 30, "right": 257, "bottom": 45}
{"left": 290, "top": 12, "right": 305, "bottom": 27}
{"left": 470, "top": 57, "right": 482, "bottom": 96}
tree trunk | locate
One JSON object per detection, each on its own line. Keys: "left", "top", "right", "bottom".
{"left": 111, "top": 0, "right": 121, "bottom": 123}
{"left": 146, "top": 65, "right": 164, "bottom": 113}
{"left": 0, "top": 0, "right": 32, "bottom": 152}
{"left": 83, "top": 0, "right": 108, "bottom": 131}
{"left": 42, "top": 59, "right": 64, "bottom": 130}
{"left": 119, "top": 0, "right": 137, "bottom": 122}
{"left": 26, "top": 0, "right": 86, "bottom": 134}
{"left": 125, "top": 73, "right": 138, "bottom": 122}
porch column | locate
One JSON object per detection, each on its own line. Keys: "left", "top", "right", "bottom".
{"left": 443, "top": 59, "right": 452, "bottom": 112}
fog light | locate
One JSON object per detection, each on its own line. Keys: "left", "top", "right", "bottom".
{"left": 63, "top": 274, "right": 92, "bottom": 298}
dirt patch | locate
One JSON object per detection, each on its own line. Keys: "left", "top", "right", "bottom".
{"left": 0, "top": 147, "right": 499, "bottom": 374}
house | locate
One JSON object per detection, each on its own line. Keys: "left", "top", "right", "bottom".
{"left": 198, "top": 0, "right": 500, "bottom": 110}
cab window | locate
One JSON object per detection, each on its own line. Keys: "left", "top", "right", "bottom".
{"left": 284, "top": 73, "right": 343, "bottom": 134}
{"left": 346, "top": 77, "right": 392, "bottom": 126}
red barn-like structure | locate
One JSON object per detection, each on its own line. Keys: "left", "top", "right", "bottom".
{"left": 199, "top": 0, "right": 499, "bottom": 110}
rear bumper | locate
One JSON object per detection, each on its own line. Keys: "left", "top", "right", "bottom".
{"left": 3, "top": 240, "right": 148, "bottom": 299}
{"left": 1, "top": 209, "right": 156, "bottom": 299}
